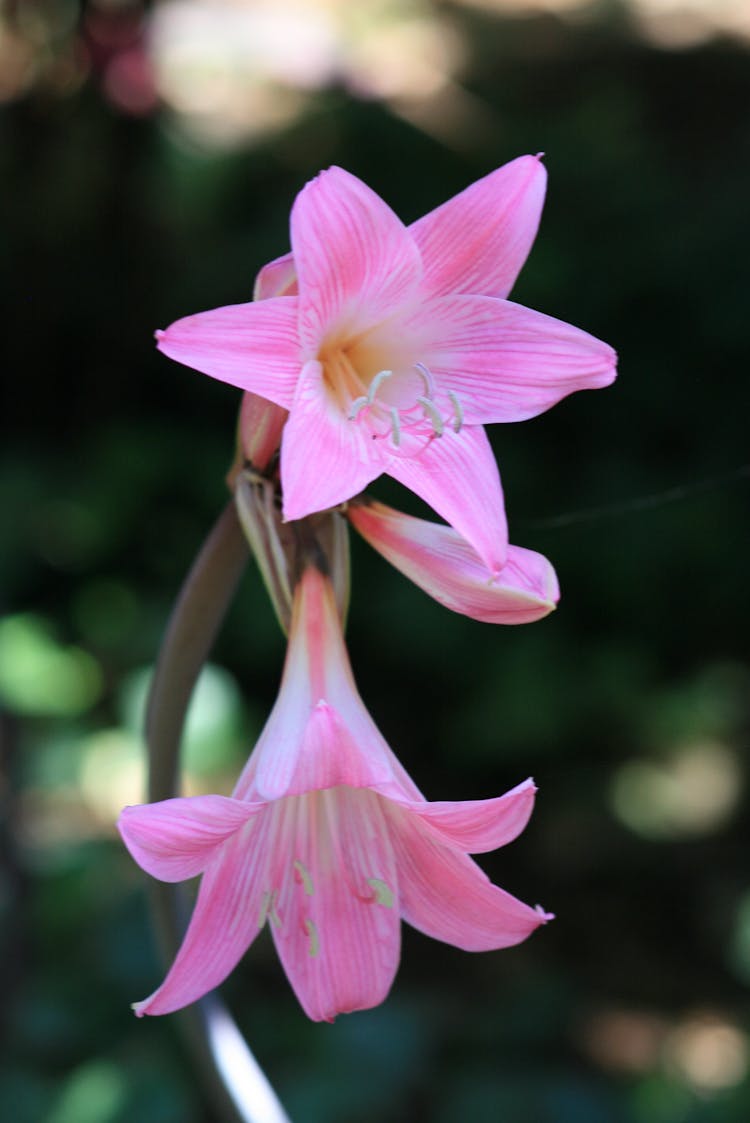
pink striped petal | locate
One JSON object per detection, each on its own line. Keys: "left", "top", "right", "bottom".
{"left": 236, "top": 392, "right": 288, "bottom": 471}
{"left": 155, "top": 297, "right": 300, "bottom": 408}
{"left": 118, "top": 796, "right": 262, "bottom": 882}
{"left": 271, "top": 789, "right": 401, "bottom": 1022}
{"left": 419, "top": 294, "right": 617, "bottom": 425}
{"left": 253, "top": 251, "right": 298, "bottom": 300}
{"left": 280, "top": 359, "right": 380, "bottom": 521}
{"left": 243, "top": 565, "right": 404, "bottom": 803}
{"left": 290, "top": 702, "right": 394, "bottom": 796}
{"left": 134, "top": 816, "right": 271, "bottom": 1015}
{"left": 402, "top": 778, "right": 537, "bottom": 854}
{"left": 348, "top": 500, "right": 558, "bottom": 623}
{"left": 382, "top": 425, "right": 508, "bottom": 574}
{"left": 388, "top": 808, "right": 550, "bottom": 951}
{"left": 410, "top": 154, "right": 547, "bottom": 300}
{"left": 290, "top": 167, "right": 422, "bottom": 355}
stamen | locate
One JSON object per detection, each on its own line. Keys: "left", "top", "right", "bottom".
{"left": 258, "top": 889, "right": 281, "bottom": 929}
{"left": 268, "top": 893, "right": 282, "bottom": 929}
{"left": 348, "top": 395, "right": 370, "bottom": 420}
{"left": 389, "top": 408, "right": 401, "bottom": 447}
{"left": 347, "top": 359, "right": 460, "bottom": 449}
{"left": 367, "top": 878, "right": 394, "bottom": 908}
{"left": 448, "top": 390, "right": 464, "bottom": 433}
{"left": 304, "top": 918, "right": 320, "bottom": 958}
{"left": 366, "top": 368, "right": 393, "bottom": 402}
{"left": 348, "top": 369, "right": 394, "bottom": 420}
{"left": 293, "top": 859, "right": 315, "bottom": 896}
{"left": 414, "top": 361, "right": 436, "bottom": 397}
{"left": 417, "top": 395, "right": 444, "bottom": 436}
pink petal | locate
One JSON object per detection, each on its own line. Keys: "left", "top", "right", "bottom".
{"left": 348, "top": 500, "right": 558, "bottom": 623}
{"left": 290, "top": 702, "right": 396, "bottom": 796}
{"left": 280, "top": 359, "right": 380, "bottom": 521}
{"left": 251, "top": 698, "right": 397, "bottom": 803}
{"left": 382, "top": 425, "right": 508, "bottom": 574}
{"left": 155, "top": 297, "right": 301, "bottom": 408}
{"left": 236, "top": 392, "right": 288, "bottom": 471}
{"left": 403, "top": 778, "right": 538, "bottom": 853}
{"left": 291, "top": 167, "right": 422, "bottom": 355}
{"left": 253, "top": 251, "right": 298, "bottom": 300}
{"left": 118, "top": 796, "right": 261, "bottom": 882}
{"left": 271, "top": 789, "right": 401, "bottom": 1022}
{"left": 410, "top": 154, "right": 547, "bottom": 300}
{"left": 241, "top": 565, "right": 406, "bottom": 803}
{"left": 134, "top": 815, "right": 271, "bottom": 1015}
{"left": 388, "top": 807, "right": 550, "bottom": 951}
{"left": 420, "top": 294, "right": 617, "bottom": 425}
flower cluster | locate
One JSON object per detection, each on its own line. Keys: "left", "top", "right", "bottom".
{"left": 120, "top": 155, "right": 616, "bottom": 1020}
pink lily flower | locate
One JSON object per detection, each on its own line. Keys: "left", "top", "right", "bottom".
{"left": 348, "top": 499, "right": 559, "bottom": 625}
{"left": 119, "top": 566, "right": 551, "bottom": 1022}
{"left": 156, "top": 155, "right": 617, "bottom": 573}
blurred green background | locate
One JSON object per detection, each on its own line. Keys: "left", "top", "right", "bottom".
{"left": 2, "top": 0, "right": 749, "bottom": 1120}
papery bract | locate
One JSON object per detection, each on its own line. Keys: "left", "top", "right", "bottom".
{"left": 156, "top": 155, "right": 617, "bottom": 572}
{"left": 119, "top": 566, "right": 550, "bottom": 1023}
{"left": 348, "top": 499, "right": 559, "bottom": 624}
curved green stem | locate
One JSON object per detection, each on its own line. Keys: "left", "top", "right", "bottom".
{"left": 144, "top": 500, "right": 291, "bottom": 1123}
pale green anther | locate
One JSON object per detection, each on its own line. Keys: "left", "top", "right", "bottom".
{"left": 293, "top": 859, "right": 315, "bottom": 896}
{"left": 390, "top": 408, "right": 401, "bottom": 447}
{"left": 304, "top": 918, "right": 320, "bottom": 958}
{"left": 258, "top": 889, "right": 282, "bottom": 929}
{"left": 418, "top": 395, "right": 444, "bottom": 436}
{"left": 448, "top": 389, "right": 464, "bottom": 432}
{"left": 348, "top": 396, "right": 369, "bottom": 420}
{"left": 414, "top": 361, "right": 436, "bottom": 396}
{"left": 367, "top": 368, "right": 394, "bottom": 401}
{"left": 367, "top": 878, "right": 394, "bottom": 908}
{"left": 348, "top": 368, "right": 395, "bottom": 420}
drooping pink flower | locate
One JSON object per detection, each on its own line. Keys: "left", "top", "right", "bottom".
{"left": 348, "top": 499, "right": 559, "bottom": 624}
{"left": 119, "top": 566, "right": 551, "bottom": 1022}
{"left": 156, "top": 155, "right": 617, "bottom": 573}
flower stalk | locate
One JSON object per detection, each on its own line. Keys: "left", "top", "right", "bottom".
{"left": 143, "top": 499, "right": 291, "bottom": 1123}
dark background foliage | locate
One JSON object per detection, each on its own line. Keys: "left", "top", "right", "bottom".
{"left": 1, "top": 1, "right": 749, "bottom": 1120}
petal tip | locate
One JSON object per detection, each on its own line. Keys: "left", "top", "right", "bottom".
{"left": 535, "top": 905, "right": 555, "bottom": 924}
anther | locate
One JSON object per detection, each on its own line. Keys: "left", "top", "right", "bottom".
{"left": 367, "top": 878, "right": 394, "bottom": 908}
{"left": 293, "top": 859, "right": 315, "bottom": 896}
{"left": 304, "top": 918, "right": 320, "bottom": 958}
{"left": 414, "top": 361, "right": 436, "bottom": 397}
{"left": 367, "top": 368, "right": 394, "bottom": 402}
{"left": 417, "top": 396, "right": 444, "bottom": 437}
{"left": 389, "top": 408, "right": 401, "bottom": 447}
{"left": 348, "top": 396, "right": 369, "bottom": 420}
{"left": 448, "top": 390, "right": 464, "bottom": 433}
{"left": 258, "top": 889, "right": 282, "bottom": 929}
{"left": 348, "top": 369, "right": 394, "bottom": 420}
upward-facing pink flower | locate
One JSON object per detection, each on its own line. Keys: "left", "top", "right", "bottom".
{"left": 118, "top": 566, "right": 550, "bottom": 1022}
{"left": 156, "top": 155, "right": 616, "bottom": 573}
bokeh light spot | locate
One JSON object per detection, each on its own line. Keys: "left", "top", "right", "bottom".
{"left": 665, "top": 1013, "right": 749, "bottom": 1092}
{"left": 609, "top": 740, "right": 741, "bottom": 840}
{"left": 46, "top": 1060, "right": 126, "bottom": 1123}
{"left": 119, "top": 661, "right": 248, "bottom": 779}
{"left": 79, "top": 729, "right": 146, "bottom": 824}
{"left": 580, "top": 1007, "right": 669, "bottom": 1074}
{"left": 0, "top": 615, "right": 102, "bottom": 717}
